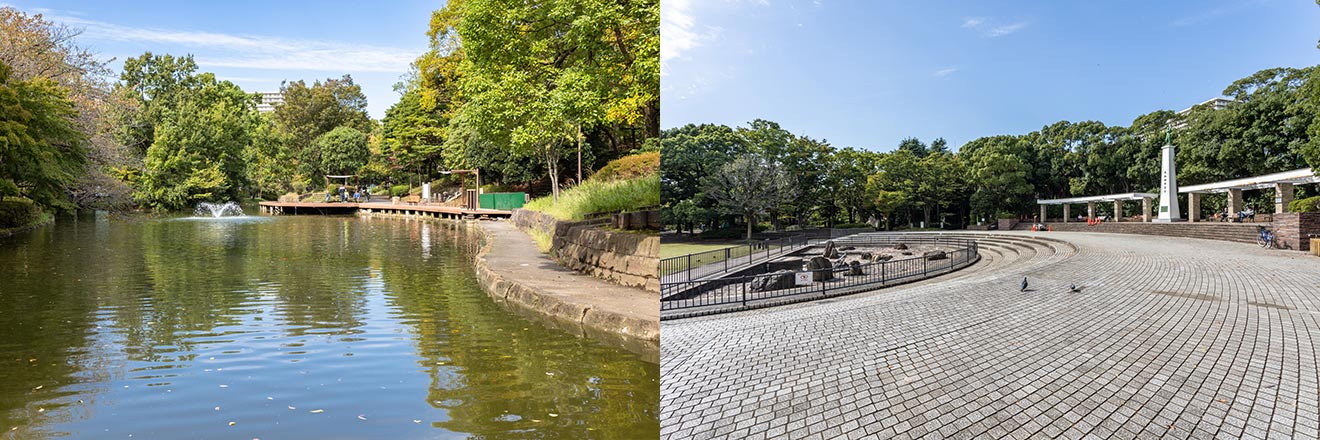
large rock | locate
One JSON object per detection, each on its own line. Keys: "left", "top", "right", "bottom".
{"left": 846, "top": 261, "right": 865, "bottom": 276}
{"left": 924, "top": 250, "right": 948, "bottom": 260}
{"left": 893, "top": 243, "right": 909, "bottom": 250}
{"left": 823, "top": 240, "right": 839, "bottom": 258}
{"left": 873, "top": 254, "right": 894, "bottom": 262}
{"left": 750, "top": 270, "right": 796, "bottom": 292}
{"left": 807, "top": 256, "right": 834, "bottom": 281}
{"left": 858, "top": 252, "right": 873, "bottom": 261}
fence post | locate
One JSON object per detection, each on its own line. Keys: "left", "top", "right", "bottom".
{"left": 923, "top": 257, "right": 927, "bottom": 277}
{"left": 724, "top": 248, "right": 730, "bottom": 273}
{"left": 687, "top": 254, "right": 692, "bottom": 282}
{"left": 742, "top": 281, "right": 747, "bottom": 306}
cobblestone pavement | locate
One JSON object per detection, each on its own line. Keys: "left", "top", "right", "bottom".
{"left": 661, "top": 231, "right": 1320, "bottom": 439}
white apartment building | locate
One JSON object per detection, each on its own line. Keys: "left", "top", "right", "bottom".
{"left": 256, "top": 92, "right": 284, "bottom": 113}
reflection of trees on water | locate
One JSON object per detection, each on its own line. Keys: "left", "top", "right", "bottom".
{"left": 378, "top": 221, "right": 661, "bottom": 439}
{"left": 0, "top": 216, "right": 656, "bottom": 438}
{"left": 0, "top": 220, "right": 128, "bottom": 437}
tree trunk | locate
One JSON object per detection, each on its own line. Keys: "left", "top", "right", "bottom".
{"left": 745, "top": 212, "right": 754, "bottom": 241}
{"left": 546, "top": 143, "right": 560, "bottom": 201}
{"left": 576, "top": 123, "right": 583, "bottom": 185}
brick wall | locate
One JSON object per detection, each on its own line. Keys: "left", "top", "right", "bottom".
{"left": 1272, "top": 213, "right": 1320, "bottom": 251}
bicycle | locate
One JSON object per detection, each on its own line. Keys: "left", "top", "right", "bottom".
{"left": 1257, "top": 225, "right": 1276, "bottom": 249}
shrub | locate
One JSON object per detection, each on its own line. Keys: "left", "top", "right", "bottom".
{"left": 592, "top": 152, "right": 660, "bottom": 182}
{"left": 0, "top": 199, "right": 41, "bottom": 228}
{"left": 522, "top": 173, "right": 659, "bottom": 221}
{"left": 325, "top": 183, "right": 339, "bottom": 194}
{"left": 390, "top": 184, "right": 411, "bottom": 198}
{"left": 1289, "top": 195, "right": 1320, "bottom": 213}
{"left": 291, "top": 181, "right": 308, "bottom": 194}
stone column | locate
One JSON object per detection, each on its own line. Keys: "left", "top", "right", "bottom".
{"left": 1227, "top": 188, "right": 1242, "bottom": 217}
{"left": 1113, "top": 200, "right": 1122, "bottom": 222}
{"left": 1188, "top": 193, "right": 1201, "bottom": 222}
{"left": 1040, "top": 205, "right": 1047, "bottom": 223}
{"left": 1063, "top": 204, "right": 1070, "bottom": 223}
{"left": 1087, "top": 202, "right": 1095, "bottom": 220}
{"left": 1142, "top": 197, "right": 1152, "bottom": 222}
{"left": 1275, "top": 182, "right": 1294, "bottom": 214}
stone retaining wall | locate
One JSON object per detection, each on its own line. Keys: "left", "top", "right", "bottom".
{"left": 512, "top": 209, "right": 660, "bottom": 292}
{"left": 1036, "top": 221, "right": 1263, "bottom": 244}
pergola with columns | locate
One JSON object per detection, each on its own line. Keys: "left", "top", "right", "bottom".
{"left": 1179, "top": 168, "right": 1320, "bottom": 222}
{"left": 1036, "top": 192, "right": 1160, "bottom": 223}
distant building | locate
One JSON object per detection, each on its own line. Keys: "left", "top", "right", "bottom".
{"left": 256, "top": 92, "right": 284, "bottom": 113}
{"left": 1169, "top": 97, "right": 1233, "bottom": 130}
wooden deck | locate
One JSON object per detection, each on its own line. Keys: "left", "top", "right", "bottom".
{"left": 258, "top": 201, "right": 513, "bottom": 218}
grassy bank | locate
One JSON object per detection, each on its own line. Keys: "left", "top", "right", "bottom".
{"left": 523, "top": 173, "right": 659, "bottom": 221}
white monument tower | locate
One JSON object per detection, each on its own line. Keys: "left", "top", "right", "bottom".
{"left": 1155, "top": 130, "right": 1180, "bottom": 222}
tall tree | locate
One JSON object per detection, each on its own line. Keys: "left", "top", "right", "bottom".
{"left": 703, "top": 154, "right": 795, "bottom": 240}
{"left": 437, "top": 0, "right": 659, "bottom": 198}
{"left": 304, "top": 126, "right": 370, "bottom": 180}
{"left": 134, "top": 74, "right": 256, "bottom": 210}
{"left": 0, "top": 61, "right": 87, "bottom": 210}
{"left": 272, "top": 75, "right": 371, "bottom": 157}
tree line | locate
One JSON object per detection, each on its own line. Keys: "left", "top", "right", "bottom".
{"left": 1, "top": 0, "right": 658, "bottom": 215}
{"left": 663, "top": 65, "right": 1320, "bottom": 239}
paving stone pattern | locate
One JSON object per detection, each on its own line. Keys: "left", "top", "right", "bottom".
{"left": 661, "top": 231, "right": 1320, "bottom": 439}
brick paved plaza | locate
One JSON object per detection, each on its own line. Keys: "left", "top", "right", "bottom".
{"left": 661, "top": 231, "right": 1320, "bottom": 439}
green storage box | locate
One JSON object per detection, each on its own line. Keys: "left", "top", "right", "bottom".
{"left": 478, "top": 192, "right": 527, "bottom": 210}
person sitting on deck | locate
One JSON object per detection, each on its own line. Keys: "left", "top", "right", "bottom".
{"left": 353, "top": 189, "right": 361, "bottom": 203}
{"left": 1244, "top": 207, "right": 1255, "bottom": 222}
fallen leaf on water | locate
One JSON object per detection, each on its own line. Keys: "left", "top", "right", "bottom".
{"left": 545, "top": 372, "right": 554, "bottom": 376}
{"left": 228, "top": 421, "right": 235, "bottom": 426}
{"left": 357, "top": 415, "right": 367, "bottom": 421}
{"left": 32, "top": 385, "right": 42, "bottom": 390}
{"left": 37, "top": 408, "right": 45, "bottom": 413}
{"left": 287, "top": 406, "right": 296, "bottom": 410}
{"left": 310, "top": 409, "right": 324, "bottom": 413}
{"left": 266, "top": 397, "right": 273, "bottom": 400}
{"left": 219, "top": 385, "right": 229, "bottom": 388}
{"left": 549, "top": 413, "right": 558, "bottom": 417}
{"left": 412, "top": 420, "right": 421, "bottom": 424}
{"left": 530, "top": 419, "right": 541, "bottom": 423}
{"left": 214, "top": 406, "right": 221, "bottom": 411}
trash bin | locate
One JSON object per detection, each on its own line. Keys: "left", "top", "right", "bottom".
{"left": 1311, "top": 238, "right": 1320, "bottom": 256}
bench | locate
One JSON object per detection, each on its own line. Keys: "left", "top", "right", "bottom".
{"left": 404, "top": 195, "right": 421, "bottom": 205}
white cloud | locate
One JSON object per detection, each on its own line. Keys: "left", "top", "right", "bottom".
{"left": 661, "top": 0, "right": 700, "bottom": 76}
{"left": 933, "top": 67, "right": 959, "bottom": 77}
{"left": 961, "top": 16, "right": 1028, "bottom": 38}
{"left": 40, "top": 13, "right": 421, "bottom": 73}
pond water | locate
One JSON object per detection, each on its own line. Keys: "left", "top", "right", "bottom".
{"left": 0, "top": 214, "right": 659, "bottom": 439}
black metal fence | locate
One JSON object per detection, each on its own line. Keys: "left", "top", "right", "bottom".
{"left": 660, "top": 235, "right": 979, "bottom": 312}
{"left": 660, "top": 228, "right": 879, "bottom": 283}
{"left": 660, "top": 235, "right": 817, "bottom": 282}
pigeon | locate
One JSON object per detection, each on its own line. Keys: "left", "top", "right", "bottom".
{"left": 1069, "top": 284, "right": 1081, "bottom": 293}
{"left": 1020, "top": 277, "right": 1028, "bottom": 292}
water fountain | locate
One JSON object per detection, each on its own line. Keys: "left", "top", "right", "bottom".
{"left": 194, "top": 201, "right": 246, "bottom": 218}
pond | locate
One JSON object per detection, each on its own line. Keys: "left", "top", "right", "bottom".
{"left": 0, "top": 214, "right": 659, "bottom": 439}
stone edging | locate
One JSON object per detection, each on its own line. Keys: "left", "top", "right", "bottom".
{"left": 511, "top": 209, "right": 659, "bottom": 292}
{"left": 467, "top": 221, "right": 659, "bottom": 357}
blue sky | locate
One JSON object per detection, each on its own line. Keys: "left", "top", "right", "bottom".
{"left": 4, "top": 0, "right": 441, "bottom": 118}
{"left": 662, "top": 0, "right": 1320, "bottom": 151}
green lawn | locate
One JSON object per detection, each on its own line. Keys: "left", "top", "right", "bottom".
{"left": 660, "top": 241, "right": 795, "bottom": 275}
{"left": 660, "top": 242, "right": 737, "bottom": 259}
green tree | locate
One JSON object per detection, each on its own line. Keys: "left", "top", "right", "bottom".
{"left": 113, "top": 53, "right": 201, "bottom": 157}
{"left": 0, "top": 61, "right": 87, "bottom": 210}
{"left": 382, "top": 87, "right": 447, "bottom": 178}
{"left": 304, "top": 126, "right": 370, "bottom": 180}
{"left": 272, "top": 75, "right": 370, "bottom": 157}
{"left": 897, "top": 137, "right": 928, "bottom": 158}
{"left": 437, "top": 0, "right": 659, "bottom": 198}
{"left": 703, "top": 154, "right": 795, "bottom": 240}
{"left": 135, "top": 74, "right": 256, "bottom": 210}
